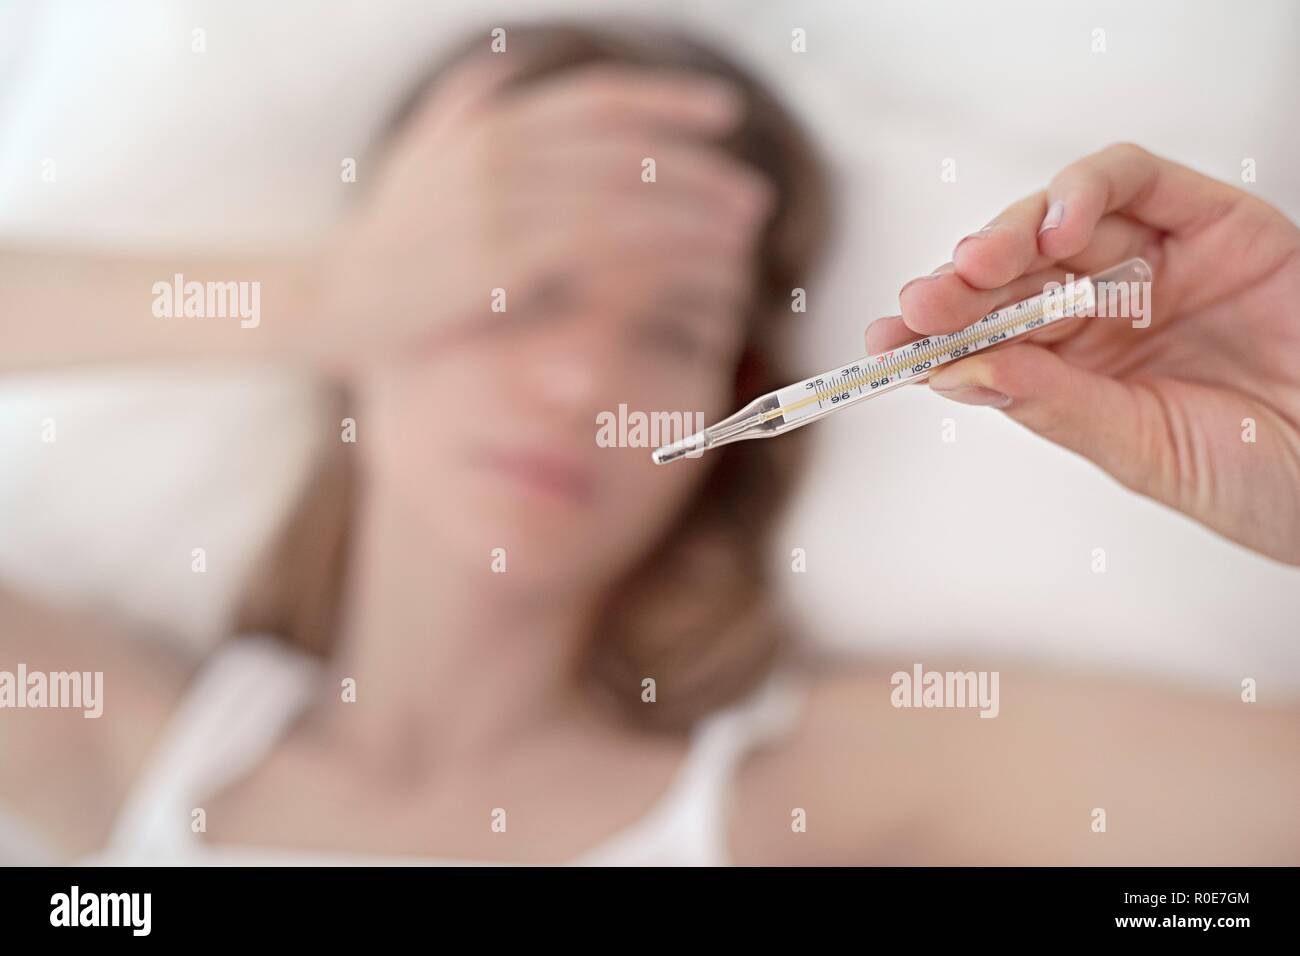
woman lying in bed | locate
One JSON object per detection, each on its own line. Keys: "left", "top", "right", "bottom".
{"left": 1, "top": 22, "right": 1297, "bottom": 865}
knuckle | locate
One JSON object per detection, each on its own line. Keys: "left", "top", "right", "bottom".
{"left": 566, "top": 67, "right": 633, "bottom": 116}
{"left": 979, "top": 359, "right": 1013, "bottom": 396}
{"left": 565, "top": 63, "right": 620, "bottom": 95}
{"left": 1104, "top": 141, "right": 1150, "bottom": 163}
{"left": 587, "top": 88, "right": 627, "bottom": 122}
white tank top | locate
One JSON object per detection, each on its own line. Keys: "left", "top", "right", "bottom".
{"left": 77, "top": 635, "right": 807, "bottom": 866}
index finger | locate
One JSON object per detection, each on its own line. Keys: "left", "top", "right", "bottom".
{"left": 1037, "top": 142, "right": 1245, "bottom": 261}
{"left": 902, "top": 213, "right": 1159, "bottom": 336}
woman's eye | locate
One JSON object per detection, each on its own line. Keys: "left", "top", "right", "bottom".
{"left": 482, "top": 285, "right": 570, "bottom": 333}
{"left": 640, "top": 319, "right": 704, "bottom": 357}
{"left": 482, "top": 306, "right": 545, "bottom": 335}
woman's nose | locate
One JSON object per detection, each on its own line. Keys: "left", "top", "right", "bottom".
{"left": 515, "top": 319, "right": 619, "bottom": 420}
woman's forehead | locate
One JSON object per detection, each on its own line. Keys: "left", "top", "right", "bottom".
{"left": 536, "top": 267, "right": 752, "bottom": 331}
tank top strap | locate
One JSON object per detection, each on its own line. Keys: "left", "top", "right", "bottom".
{"left": 584, "top": 669, "right": 808, "bottom": 866}
{"left": 101, "top": 635, "right": 320, "bottom": 860}
{"left": 683, "top": 669, "right": 807, "bottom": 861}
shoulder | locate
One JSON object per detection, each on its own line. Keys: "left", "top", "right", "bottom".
{"left": 729, "top": 656, "right": 951, "bottom": 865}
{"left": 730, "top": 657, "right": 1300, "bottom": 865}
{"left": 0, "top": 585, "right": 197, "bottom": 857}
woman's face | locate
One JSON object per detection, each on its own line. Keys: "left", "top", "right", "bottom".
{"left": 350, "top": 59, "right": 774, "bottom": 595}
{"left": 360, "top": 258, "right": 754, "bottom": 593}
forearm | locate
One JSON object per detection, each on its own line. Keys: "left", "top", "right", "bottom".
{"left": 0, "top": 246, "right": 322, "bottom": 372}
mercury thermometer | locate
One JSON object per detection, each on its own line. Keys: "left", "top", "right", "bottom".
{"left": 652, "top": 258, "right": 1151, "bottom": 464}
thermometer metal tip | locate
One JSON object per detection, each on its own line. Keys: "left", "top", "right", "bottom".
{"left": 650, "top": 398, "right": 779, "bottom": 464}
{"left": 651, "top": 431, "right": 707, "bottom": 464}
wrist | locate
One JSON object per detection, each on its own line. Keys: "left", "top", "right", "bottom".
{"left": 254, "top": 246, "right": 333, "bottom": 367}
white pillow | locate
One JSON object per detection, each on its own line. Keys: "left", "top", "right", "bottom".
{"left": 0, "top": 369, "right": 328, "bottom": 648}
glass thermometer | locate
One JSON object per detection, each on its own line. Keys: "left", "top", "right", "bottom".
{"left": 652, "top": 258, "right": 1151, "bottom": 464}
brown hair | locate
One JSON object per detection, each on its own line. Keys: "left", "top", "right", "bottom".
{"left": 235, "top": 21, "right": 833, "bottom": 733}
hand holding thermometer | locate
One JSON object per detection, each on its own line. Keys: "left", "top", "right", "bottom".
{"left": 652, "top": 257, "right": 1151, "bottom": 464}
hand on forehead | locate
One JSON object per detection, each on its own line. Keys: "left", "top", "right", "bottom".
{"left": 401, "top": 57, "right": 774, "bottom": 225}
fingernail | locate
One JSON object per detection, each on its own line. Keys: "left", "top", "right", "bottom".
{"left": 1039, "top": 199, "right": 1065, "bottom": 234}
{"left": 899, "top": 263, "right": 953, "bottom": 297}
{"left": 899, "top": 273, "right": 940, "bottom": 296}
{"left": 953, "top": 225, "right": 995, "bottom": 259}
{"left": 932, "top": 384, "right": 1012, "bottom": 407}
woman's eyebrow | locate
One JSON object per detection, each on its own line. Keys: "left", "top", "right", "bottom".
{"left": 668, "top": 284, "right": 750, "bottom": 344}
{"left": 639, "top": 285, "right": 745, "bottom": 354}
{"left": 515, "top": 270, "right": 577, "bottom": 316}
{"left": 650, "top": 282, "right": 735, "bottom": 316}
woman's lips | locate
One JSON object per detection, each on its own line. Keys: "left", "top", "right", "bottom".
{"left": 473, "top": 445, "right": 596, "bottom": 505}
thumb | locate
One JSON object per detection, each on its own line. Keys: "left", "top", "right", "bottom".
{"left": 928, "top": 343, "right": 1148, "bottom": 490}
